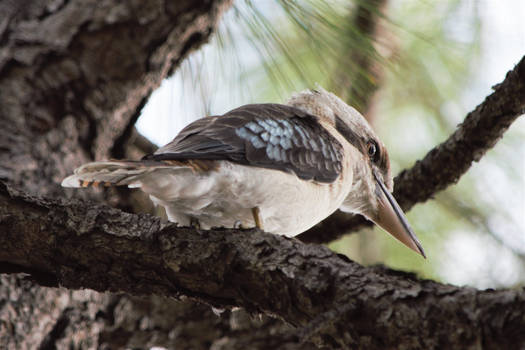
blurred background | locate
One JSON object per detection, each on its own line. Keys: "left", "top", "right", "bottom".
{"left": 136, "top": 0, "right": 525, "bottom": 289}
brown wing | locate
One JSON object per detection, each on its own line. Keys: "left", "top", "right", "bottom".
{"left": 143, "top": 104, "right": 343, "bottom": 183}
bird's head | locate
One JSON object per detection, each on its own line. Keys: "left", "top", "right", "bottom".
{"left": 288, "top": 87, "right": 426, "bottom": 258}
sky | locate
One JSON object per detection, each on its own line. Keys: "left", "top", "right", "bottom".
{"left": 136, "top": 0, "right": 525, "bottom": 288}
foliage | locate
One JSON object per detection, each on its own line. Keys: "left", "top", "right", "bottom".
{"left": 137, "top": 0, "right": 525, "bottom": 288}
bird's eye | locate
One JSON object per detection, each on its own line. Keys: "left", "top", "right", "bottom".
{"left": 367, "top": 141, "right": 379, "bottom": 162}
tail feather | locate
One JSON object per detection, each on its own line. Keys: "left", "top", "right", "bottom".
{"left": 62, "top": 160, "right": 173, "bottom": 188}
{"left": 62, "top": 159, "right": 218, "bottom": 188}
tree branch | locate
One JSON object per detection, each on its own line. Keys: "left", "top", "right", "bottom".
{"left": 0, "top": 2, "right": 236, "bottom": 347}
{"left": 0, "top": 0, "right": 232, "bottom": 198}
{"left": 299, "top": 54, "right": 525, "bottom": 243}
{"left": 97, "top": 295, "right": 316, "bottom": 350}
{"left": 1, "top": 181, "right": 524, "bottom": 349}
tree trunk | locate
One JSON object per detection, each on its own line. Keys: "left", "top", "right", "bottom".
{"left": 0, "top": 1, "right": 239, "bottom": 349}
{"left": 1, "top": 1, "right": 524, "bottom": 349}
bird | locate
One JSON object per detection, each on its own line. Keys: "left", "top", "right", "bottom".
{"left": 62, "top": 87, "right": 425, "bottom": 258}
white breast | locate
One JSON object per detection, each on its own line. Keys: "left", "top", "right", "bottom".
{"left": 138, "top": 158, "right": 353, "bottom": 237}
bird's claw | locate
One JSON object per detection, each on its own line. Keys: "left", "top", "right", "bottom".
{"left": 251, "top": 207, "right": 263, "bottom": 230}
{"left": 189, "top": 217, "right": 201, "bottom": 229}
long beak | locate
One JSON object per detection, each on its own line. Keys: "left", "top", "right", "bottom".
{"left": 372, "top": 172, "right": 426, "bottom": 258}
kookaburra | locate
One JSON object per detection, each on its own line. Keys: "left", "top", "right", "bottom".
{"left": 62, "top": 88, "right": 425, "bottom": 257}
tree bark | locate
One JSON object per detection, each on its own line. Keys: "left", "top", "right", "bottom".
{"left": 1, "top": 1, "right": 524, "bottom": 349}
{"left": 299, "top": 55, "right": 525, "bottom": 243}
{"left": 0, "top": 0, "right": 231, "bottom": 198}
{"left": 0, "top": 1, "right": 235, "bottom": 349}
{"left": 1, "top": 182, "right": 525, "bottom": 349}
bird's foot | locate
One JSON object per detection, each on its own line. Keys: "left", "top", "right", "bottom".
{"left": 189, "top": 217, "right": 201, "bottom": 229}
{"left": 251, "top": 207, "right": 264, "bottom": 230}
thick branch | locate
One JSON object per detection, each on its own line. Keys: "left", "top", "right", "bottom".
{"left": 1, "top": 182, "right": 524, "bottom": 349}
{"left": 0, "top": 0, "right": 232, "bottom": 198}
{"left": 0, "top": 2, "right": 235, "bottom": 348}
{"left": 299, "top": 54, "right": 525, "bottom": 243}
{"left": 96, "top": 295, "right": 315, "bottom": 350}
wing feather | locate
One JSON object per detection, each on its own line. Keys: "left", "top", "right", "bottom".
{"left": 144, "top": 104, "right": 343, "bottom": 183}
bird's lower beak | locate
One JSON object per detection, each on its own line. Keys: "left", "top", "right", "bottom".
{"left": 372, "top": 172, "right": 426, "bottom": 258}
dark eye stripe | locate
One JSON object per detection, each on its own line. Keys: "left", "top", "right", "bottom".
{"left": 335, "top": 115, "right": 366, "bottom": 155}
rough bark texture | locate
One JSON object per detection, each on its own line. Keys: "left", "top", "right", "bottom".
{"left": 299, "top": 55, "right": 525, "bottom": 243}
{"left": 1, "top": 182, "right": 525, "bottom": 349}
{"left": 0, "top": 1, "right": 237, "bottom": 349}
{"left": 0, "top": 271, "right": 308, "bottom": 350}
{"left": 0, "top": 0, "right": 231, "bottom": 199}
{"left": 1, "top": 0, "right": 524, "bottom": 348}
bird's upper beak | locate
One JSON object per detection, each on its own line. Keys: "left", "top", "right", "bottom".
{"left": 372, "top": 171, "right": 426, "bottom": 258}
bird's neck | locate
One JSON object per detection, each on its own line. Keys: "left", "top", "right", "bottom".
{"left": 339, "top": 163, "right": 375, "bottom": 219}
